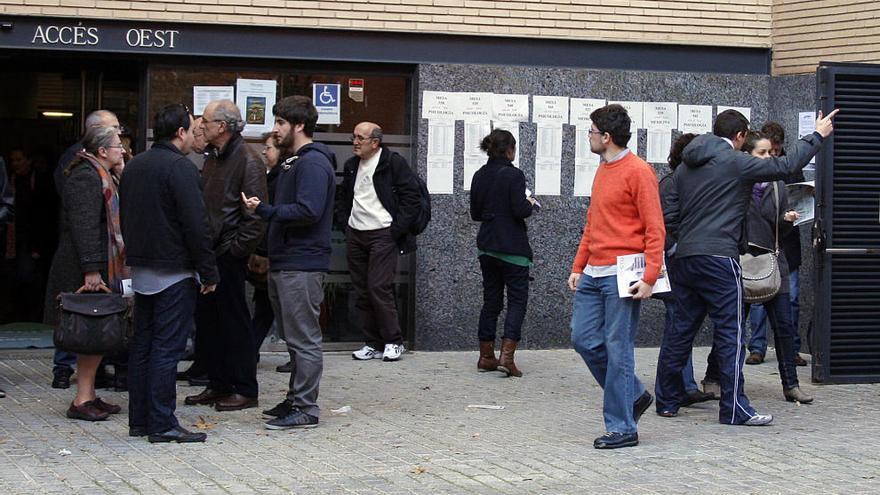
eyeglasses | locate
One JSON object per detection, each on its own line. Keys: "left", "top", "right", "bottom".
{"left": 104, "top": 144, "right": 126, "bottom": 149}
{"left": 586, "top": 129, "right": 605, "bottom": 136}
{"left": 351, "top": 134, "right": 376, "bottom": 143}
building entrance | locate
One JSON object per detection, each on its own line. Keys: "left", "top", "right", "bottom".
{"left": 0, "top": 53, "right": 141, "bottom": 343}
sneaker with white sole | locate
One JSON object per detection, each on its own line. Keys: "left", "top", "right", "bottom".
{"left": 382, "top": 343, "right": 405, "bottom": 361}
{"left": 743, "top": 413, "right": 773, "bottom": 426}
{"left": 352, "top": 346, "right": 382, "bottom": 360}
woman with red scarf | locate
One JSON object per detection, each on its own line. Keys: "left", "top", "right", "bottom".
{"left": 44, "top": 125, "right": 129, "bottom": 421}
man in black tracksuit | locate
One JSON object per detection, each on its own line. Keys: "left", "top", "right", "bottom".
{"left": 654, "top": 109, "right": 837, "bottom": 426}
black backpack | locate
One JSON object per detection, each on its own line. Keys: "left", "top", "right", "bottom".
{"left": 409, "top": 173, "right": 431, "bottom": 235}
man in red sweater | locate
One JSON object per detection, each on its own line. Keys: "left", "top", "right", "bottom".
{"left": 568, "top": 104, "right": 665, "bottom": 449}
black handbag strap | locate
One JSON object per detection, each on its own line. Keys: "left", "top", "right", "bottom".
{"left": 772, "top": 182, "right": 779, "bottom": 255}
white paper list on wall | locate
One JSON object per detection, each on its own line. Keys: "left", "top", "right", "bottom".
{"left": 798, "top": 111, "right": 817, "bottom": 168}
{"left": 608, "top": 101, "right": 644, "bottom": 135}
{"left": 716, "top": 105, "right": 751, "bottom": 121}
{"left": 422, "top": 91, "right": 458, "bottom": 121}
{"left": 535, "top": 123, "right": 563, "bottom": 196}
{"left": 644, "top": 102, "right": 677, "bottom": 164}
{"left": 422, "top": 91, "right": 458, "bottom": 194}
{"left": 463, "top": 121, "right": 492, "bottom": 191}
{"left": 570, "top": 98, "right": 606, "bottom": 197}
{"left": 426, "top": 121, "right": 455, "bottom": 194}
{"left": 532, "top": 96, "right": 569, "bottom": 196}
{"left": 678, "top": 105, "right": 713, "bottom": 134}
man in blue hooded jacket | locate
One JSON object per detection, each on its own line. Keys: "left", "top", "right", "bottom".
{"left": 242, "top": 96, "right": 335, "bottom": 430}
{"left": 655, "top": 108, "right": 837, "bottom": 426}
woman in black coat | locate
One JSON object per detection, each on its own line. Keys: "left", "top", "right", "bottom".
{"left": 469, "top": 129, "right": 535, "bottom": 377}
{"left": 741, "top": 131, "right": 813, "bottom": 404}
{"left": 44, "top": 125, "right": 128, "bottom": 421}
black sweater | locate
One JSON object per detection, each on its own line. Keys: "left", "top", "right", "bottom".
{"left": 469, "top": 156, "right": 534, "bottom": 260}
{"left": 119, "top": 141, "right": 219, "bottom": 285}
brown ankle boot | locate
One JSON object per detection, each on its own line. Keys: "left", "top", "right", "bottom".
{"left": 477, "top": 341, "right": 499, "bottom": 371}
{"left": 498, "top": 338, "right": 522, "bottom": 377}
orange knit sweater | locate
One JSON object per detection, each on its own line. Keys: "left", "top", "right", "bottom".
{"left": 570, "top": 151, "right": 666, "bottom": 285}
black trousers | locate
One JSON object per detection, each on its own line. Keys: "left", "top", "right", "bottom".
{"left": 195, "top": 252, "right": 258, "bottom": 398}
{"left": 346, "top": 226, "right": 403, "bottom": 348}
{"left": 477, "top": 255, "right": 529, "bottom": 342}
{"left": 251, "top": 287, "right": 275, "bottom": 362}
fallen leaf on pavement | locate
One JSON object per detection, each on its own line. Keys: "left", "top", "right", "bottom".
{"left": 194, "top": 416, "right": 216, "bottom": 430}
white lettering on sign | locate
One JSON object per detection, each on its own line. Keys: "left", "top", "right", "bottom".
{"left": 125, "top": 29, "right": 179, "bottom": 49}
{"left": 31, "top": 25, "right": 99, "bottom": 45}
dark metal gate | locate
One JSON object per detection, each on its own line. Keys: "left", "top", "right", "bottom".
{"left": 812, "top": 62, "right": 880, "bottom": 383}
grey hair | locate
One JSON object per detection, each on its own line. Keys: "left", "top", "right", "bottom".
{"left": 85, "top": 110, "right": 116, "bottom": 129}
{"left": 369, "top": 125, "right": 384, "bottom": 144}
{"left": 81, "top": 125, "right": 118, "bottom": 155}
{"left": 212, "top": 100, "right": 245, "bottom": 133}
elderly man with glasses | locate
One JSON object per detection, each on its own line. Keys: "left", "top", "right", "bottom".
{"left": 338, "top": 122, "right": 422, "bottom": 362}
{"left": 184, "top": 99, "right": 267, "bottom": 413}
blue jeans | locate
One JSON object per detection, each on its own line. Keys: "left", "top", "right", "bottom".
{"left": 571, "top": 274, "right": 644, "bottom": 435}
{"left": 747, "top": 270, "right": 802, "bottom": 355}
{"left": 128, "top": 278, "right": 198, "bottom": 434}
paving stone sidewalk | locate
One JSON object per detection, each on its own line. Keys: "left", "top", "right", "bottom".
{"left": 1, "top": 347, "right": 878, "bottom": 495}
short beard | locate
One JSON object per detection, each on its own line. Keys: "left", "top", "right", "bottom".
{"left": 276, "top": 132, "right": 294, "bottom": 151}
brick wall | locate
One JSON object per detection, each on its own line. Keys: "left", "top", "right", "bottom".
{"left": 2, "top": 0, "right": 773, "bottom": 49}
{"left": 772, "top": 0, "right": 880, "bottom": 75}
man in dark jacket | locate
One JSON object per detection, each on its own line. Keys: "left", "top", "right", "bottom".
{"left": 654, "top": 109, "right": 837, "bottom": 426}
{"left": 185, "top": 99, "right": 267, "bottom": 413}
{"left": 338, "top": 122, "right": 421, "bottom": 362}
{"left": 120, "top": 103, "right": 219, "bottom": 443}
{"left": 242, "top": 96, "right": 335, "bottom": 430}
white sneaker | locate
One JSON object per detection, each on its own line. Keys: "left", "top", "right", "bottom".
{"left": 382, "top": 343, "right": 405, "bottom": 361}
{"left": 352, "top": 346, "right": 382, "bottom": 360}
{"left": 744, "top": 413, "right": 773, "bottom": 426}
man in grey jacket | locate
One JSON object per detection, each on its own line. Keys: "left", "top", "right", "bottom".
{"left": 654, "top": 108, "right": 837, "bottom": 426}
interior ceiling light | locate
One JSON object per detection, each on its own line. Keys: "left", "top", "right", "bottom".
{"left": 42, "top": 111, "right": 74, "bottom": 118}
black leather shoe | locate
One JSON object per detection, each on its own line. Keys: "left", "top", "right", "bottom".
{"left": 184, "top": 388, "right": 231, "bottom": 406}
{"left": 129, "top": 426, "right": 147, "bottom": 437}
{"left": 52, "top": 369, "right": 72, "bottom": 389}
{"left": 632, "top": 391, "right": 653, "bottom": 423}
{"left": 0, "top": 388, "right": 5, "bottom": 398}
{"left": 148, "top": 426, "right": 207, "bottom": 443}
{"left": 594, "top": 432, "right": 638, "bottom": 449}
{"left": 275, "top": 361, "right": 294, "bottom": 373}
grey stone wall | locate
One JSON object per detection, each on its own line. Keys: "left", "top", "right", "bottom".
{"left": 411, "top": 63, "right": 781, "bottom": 351}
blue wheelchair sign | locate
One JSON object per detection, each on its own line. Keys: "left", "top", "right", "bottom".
{"left": 312, "top": 83, "right": 341, "bottom": 124}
